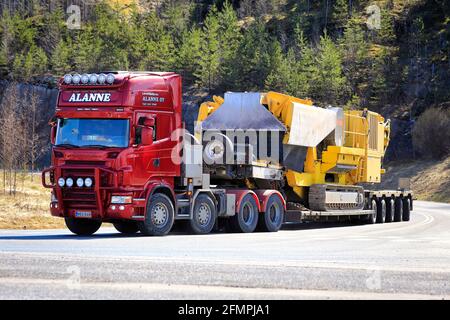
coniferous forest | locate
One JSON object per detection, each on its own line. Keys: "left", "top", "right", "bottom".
{"left": 0, "top": 0, "right": 449, "bottom": 170}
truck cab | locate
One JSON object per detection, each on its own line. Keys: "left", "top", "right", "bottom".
{"left": 42, "top": 72, "right": 185, "bottom": 235}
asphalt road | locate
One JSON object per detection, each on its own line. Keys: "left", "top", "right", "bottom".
{"left": 0, "top": 200, "right": 449, "bottom": 299}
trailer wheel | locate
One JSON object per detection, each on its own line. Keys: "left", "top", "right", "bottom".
{"left": 394, "top": 197, "right": 403, "bottom": 222}
{"left": 113, "top": 221, "right": 139, "bottom": 234}
{"left": 65, "top": 218, "right": 101, "bottom": 236}
{"left": 376, "top": 198, "right": 386, "bottom": 223}
{"left": 257, "top": 195, "right": 284, "bottom": 232}
{"left": 402, "top": 197, "right": 411, "bottom": 221}
{"left": 367, "top": 199, "right": 377, "bottom": 224}
{"left": 139, "top": 193, "right": 174, "bottom": 236}
{"left": 189, "top": 194, "right": 217, "bottom": 234}
{"left": 229, "top": 194, "right": 259, "bottom": 233}
{"left": 385, "top": 197, "right": 395, "bottom": 223}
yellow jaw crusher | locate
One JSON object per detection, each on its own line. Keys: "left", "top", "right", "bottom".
{"left": 196, "top": 91, "right": 390, "bottom": 211}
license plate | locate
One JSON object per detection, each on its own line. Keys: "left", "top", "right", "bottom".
{"left": 75, "top": 211, "right": 92, "bottom": 218}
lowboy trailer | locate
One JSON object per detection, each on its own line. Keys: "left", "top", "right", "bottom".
{"left": 42, "top": 72, "right": 412, "bottom": 236}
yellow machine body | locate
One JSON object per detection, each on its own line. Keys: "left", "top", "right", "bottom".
{"left": 197, "top": 91, "right": 390, "bottom": 200}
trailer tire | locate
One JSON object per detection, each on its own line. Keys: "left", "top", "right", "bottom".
{"left": 65, "top": 218, "right": 101, "bottom": 236}
{"left": 394, "top": 197, "right": 403, "bottom": 222}
{"left": 139, "top": 193, "right": 174, "bottom": 236}
{"left": 113, "top": 221, "right": 139, "bottom": 234}
{"left": 367, "top": 199, "right": 377, "bottom": 224}
{"left": 385, "top": 197, "right": 395, "bottom": 223}
{"left": 229, "top": 194, "right": 259, "bottom": 233}
{"left": 376, "top": 198, "right": 386, "bottom": 223}
{"left": 257, "top": 195, "right": 284, "bottom": 232}
{"left": 189, "top": 194, "right": 217, "bottom": 234}
{"left": 402, "top": 198, "right": 411, "bottom": 221}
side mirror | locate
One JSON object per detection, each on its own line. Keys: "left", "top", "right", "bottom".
{"left": 141, "top": 127, "right": 154, "bottom": 146}
{"left": 50, "top": 125, "right": 56, "bottom": 145}
{"left": 49, "top": 117, "right": 57, "bottom": 145}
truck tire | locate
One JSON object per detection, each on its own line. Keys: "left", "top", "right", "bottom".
{"left": 229, "top": 194, "right": 259, "bottom": 233}
{"left": 139, "top": 193, "right": 174, "bottom": 236}
{"left": 367, "top": 199, "right": 377, "bottom": 224}
{"left": 189, "top": 194, "right": 217, "bottom": 234}
{"left": 65, "top": 218, "right": 101, "bottom": 236}
{"left": 257, "top": 195, "right": 284, "bottom": 232}
{"left": 402, "top": 197, "right": 411, "bottom": 221}
{"left": 113, "top": 221, "right": 139, "bottom": 234}
{"left": 394, "top": 197, "right": 403, "bottom": 222}
{"left": 376, "top": 198, "right": 386, "bottom": 223}
{"left": 385, "top": 197, "right": 395, "bottom": 223}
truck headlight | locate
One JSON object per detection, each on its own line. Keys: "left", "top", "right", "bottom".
{"left": 84, "top": 177, "right": 93, "bottom": 188}
{"left": 66, "top": 177, "right": 74, "bottom": 187}
{"left": 58, "top": 177, "right": 65, "bottom": 187}
{"left": 51, "top": 192, "right": 57, "bottom": 202}
{"left": 76, "top": 178, "right": 84, "bottom": 187}
{"left": 111, "top": 196, "right": 132, "bottom": 204}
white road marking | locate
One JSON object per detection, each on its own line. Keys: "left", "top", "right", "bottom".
{"left": 0, "top": 277, "right": 448, "bottom": 300}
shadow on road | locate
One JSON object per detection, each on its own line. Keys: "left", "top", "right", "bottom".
{"left": 0, "top": 220, "right": 367, "bottom": 241}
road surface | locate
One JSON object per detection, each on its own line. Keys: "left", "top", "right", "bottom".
{"left": 0, "top": 201, "right": 449, "bottom": 299}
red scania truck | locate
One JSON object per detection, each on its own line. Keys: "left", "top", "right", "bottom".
{"left": 42, "top": 71, "right": 412, "bottom": 236}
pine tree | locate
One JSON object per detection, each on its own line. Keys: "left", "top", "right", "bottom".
{"left": 332, "top": 0, "right": 349, "bottom": 31}
{"left": 51, "top": 40, "right": 72, "bottom": 75}
{"left": 217, "top": 1, "right": 242, "bottom": 88}
{"left": 195, "top": 5, "right": 221, "bottom": 90}
{"left": 339, "top": 19, "right": 369, "bottom": 108}
{"left": 176, "top": 27, "right": 202, "bottom": 82}
{"left": 313, "top": 33, "right": 347, "bottom": 106}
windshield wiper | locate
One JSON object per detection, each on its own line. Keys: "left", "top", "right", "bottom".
{"left": 56, "top": 143, "right": 80, "bottom": 148}
{"left": 83, "top": 144, "right": 114, "bottom": 149}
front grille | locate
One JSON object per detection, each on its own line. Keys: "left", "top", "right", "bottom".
{"left": 62, "top": 167, "right": 98, "bottom": 210}
{"left": 62, "top": 188, "right": 97, "bottom": 209}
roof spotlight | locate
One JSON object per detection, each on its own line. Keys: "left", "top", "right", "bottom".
{"left": 72, "top": 73, "right": 81, "bottom": 84}
{"left": 81, "top": 74, "right": 89, "bottom": 84}
{"left": 98, "top": 73, "right": 106, "bottom": 84}
{"left": 64, "top": 74, "right": 72, "bottom": 84}
{"left": 89, "top": 74, "right": 98, "bottom": 84}
{"left": 106, "top": 73, "right": 115, "bottom": 84}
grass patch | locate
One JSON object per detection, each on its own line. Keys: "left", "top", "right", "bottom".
{"left": 0, "top": 173, "right": 65, "bottom": 229}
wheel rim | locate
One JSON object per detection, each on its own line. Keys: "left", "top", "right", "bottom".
{"left": 197, "top": 203, "right": 211, "bottom": 226}
{"left": 151, "top": 203, "right": 168, "bottom": 226}
{"left": 268, "top": 202, "right": 281, "bottom": 224}
{"left": 371, "top": 200, "right": 377, "bottom": 222}
{"left": 242, "top": 202, "right": 255, "bottom": 226}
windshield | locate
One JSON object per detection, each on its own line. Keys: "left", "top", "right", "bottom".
{"left": 55, "top": 118, "right": 130, "bottom": 148}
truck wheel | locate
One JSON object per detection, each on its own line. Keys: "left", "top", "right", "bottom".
{"left": 402, "top": 197, "right": 411, "bottom": 221}
{"left": 367, "top": 199, "right": 377, "bottom": 224}
{"left": 257, "top": 195, "right": 284, "bottom": 232}
{"left": 139, "top": 193, "right": 174, "bottom": 236}
{"left": 394, "top": 197, "right": 403, "bottom": 222}
{"left": 376, "top": 198, "right": 386, "bottom": 223}
{"left": 385, "top": 197, "right": 395, "bottom": 222}
{"left": 229, "top": 194, "right": 259, "bottom": 233}
{"left": 65, "top": 218, "right": 101, "bottom": 236}
{"left": 189, "top": 194, "right": 217, "bottom": 234}
{"left": 113, "top": 221, "right": 139, "bottom": 234}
